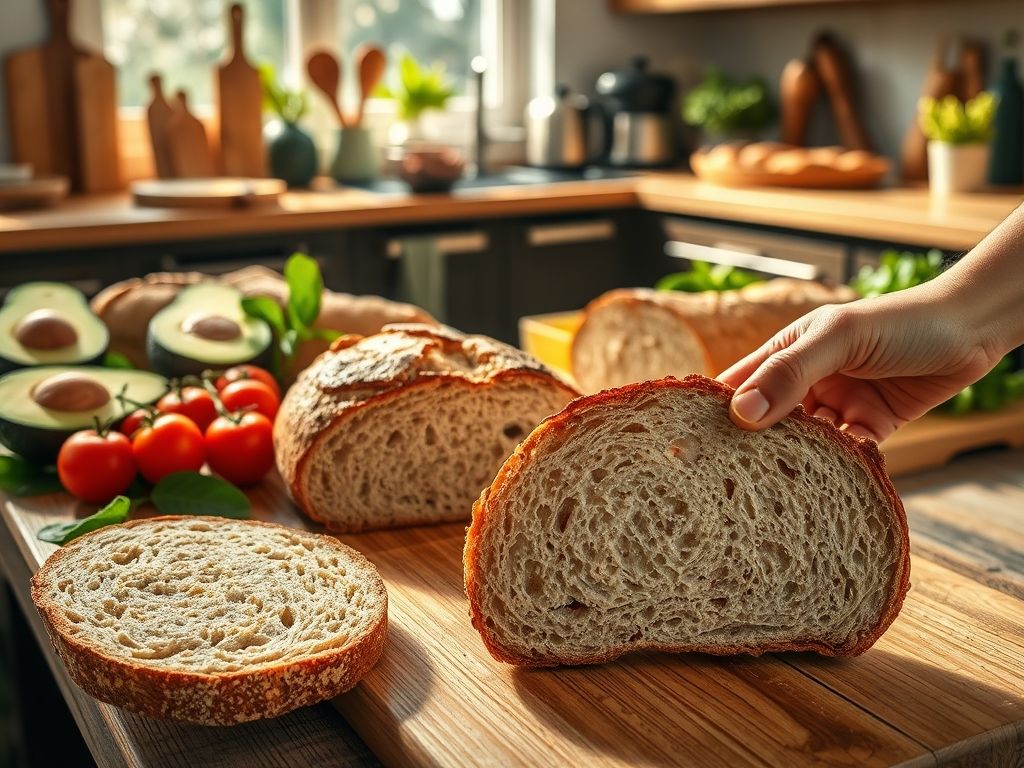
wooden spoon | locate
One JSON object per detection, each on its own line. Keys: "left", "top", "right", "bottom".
{"left": 307, "top": 50, "right": 346, "bottom": 127}
{"left": 353, "top": 44, "right": 386, "bottom": 127}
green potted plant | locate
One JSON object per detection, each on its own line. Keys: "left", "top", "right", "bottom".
{"left": 682, "top": 67, "right": 776, "bottom": 141}
{"left": 375, "top": 53, "right": 456, "bottom": 145}
{"left": 919, "top": 91, "right": 997, "bottom": 195}
{"left": 259, "top": 64, "right": 317, "bottom": 188}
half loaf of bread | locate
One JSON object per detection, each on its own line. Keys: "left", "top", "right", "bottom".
{"left": 31, "top": 516, "right": 387, "bottom": 725}
{"left": 571, "top": 279, "right": 856, "bottom": 393}
{"left": 465, "top": 375, "right": 909, "bottom": 667}
{"left": 274, "top": 324, "right": 579, "bottom": 533}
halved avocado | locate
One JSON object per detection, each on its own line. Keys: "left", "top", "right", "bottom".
{"left": 0, "top": 366, "right": 168, "bottom": 462}
{"left": 146, "top": 283, "right": 272, "bottom": 377}
{"left": 0, "top": 282, "right": 109, "bottom": 373}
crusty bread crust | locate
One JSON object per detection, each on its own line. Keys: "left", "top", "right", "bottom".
{"left": 275, "top": 324, "right": 580, "bottom": 532}
{"left": 465, "top": 375, "right": 911, "bottom": 667}
{"left": 31, "top": 516, "right": 388, "bottom": 725}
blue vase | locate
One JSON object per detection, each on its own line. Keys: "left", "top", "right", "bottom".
{"left": 267, "top": 122, "right": 318, "bottom": 188}
{"left": 988, "top": 58, "right": 1024, "bottom": 185}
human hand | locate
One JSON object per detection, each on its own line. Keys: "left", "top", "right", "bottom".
{"left": 717, "top": 284, "right": 1006, "bottom": 442}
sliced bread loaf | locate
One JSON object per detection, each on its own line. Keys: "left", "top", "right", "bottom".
{"left": 465, "top": 375, "right": 910, "bottom": 667}
{"left": 274, "top": 324, "right": 579, "bottom": 533}
{"left": 31, "top": 516, "right": 387, "bottom": 725}
{"left": 571, "top": 280, "right": 856, "bottom": 393}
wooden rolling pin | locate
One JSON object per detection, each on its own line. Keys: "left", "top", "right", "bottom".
{"left": 812, "top": 32, "right": 873, "bottom": 151}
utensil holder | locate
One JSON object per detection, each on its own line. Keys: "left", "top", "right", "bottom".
{"left": 330, "top": 127, "right": 379, "bottom": 184}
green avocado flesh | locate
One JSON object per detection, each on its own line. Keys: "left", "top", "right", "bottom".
{"left": 146, "top": 283, "right": 272, "bottom": 377}
{"left": 0, "top": 366, "right": 168, "bottom": 461}
{"left": 0, "top": 282, "right": 109, "bottom": 372}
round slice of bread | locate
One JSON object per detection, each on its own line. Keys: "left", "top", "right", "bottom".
{"left": 465, "top": 375, "right": 910, "bottom": 667}
{"left": 274, "top": 324, "right": 579, "bottom": 533}
{"left": 31, "top": 516, "right": 388, "bottom": 725}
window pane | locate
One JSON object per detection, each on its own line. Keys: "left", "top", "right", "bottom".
{"left": 341, "top": 0, "right": 481, "bottom": 98}
{"left": 100, "top": 0, "right": 288, "bottom": 108}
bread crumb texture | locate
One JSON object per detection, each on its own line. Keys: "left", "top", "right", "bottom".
{"left": 31, "top": 516, "right": 388, "bottom": 724}
{"left": 466, "top": 376, "right": 910, "bottom": 667}
{"left": 275, "top": 324, "right": 578, "bottom": 532}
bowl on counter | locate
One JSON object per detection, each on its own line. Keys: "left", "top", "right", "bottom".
{"left": 386, "top": 142, "right": 466, "bottom": 194}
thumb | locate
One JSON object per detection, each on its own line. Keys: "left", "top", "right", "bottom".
{"left": 729, "top": 323, "right": 848, "bottom": 430}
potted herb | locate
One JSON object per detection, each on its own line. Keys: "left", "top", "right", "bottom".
{"left": 375, "top": 53, "right": 456, "bottom": 145}
{"left": 919, "top": 91, "right": 997, "bottom": 195}
{"left": 259, "top": 64, "right": 317, "bottom": 188}
{"left": 682, "top": 67, "right": 776, "bottom": 142}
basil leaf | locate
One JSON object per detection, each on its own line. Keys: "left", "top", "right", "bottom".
{"left": 102, "top": 351, "right": 134, "bottom": 369}
{"left": 308, "top": 328, "right": 343, "bottom": 342}
{"left": 0, "top": 455, "right": 64, "bottom": 496}
{"left": 284, "top": 252, "right": 323, "bottom": 329}
{"left": 38, "top": 496, "right": 131, "bottom": 546}
{"left": 241, "top": 296, "right": 287, "bottom": 336}
{"left": 151, "top": 472, "right": 251, "bottom": 519}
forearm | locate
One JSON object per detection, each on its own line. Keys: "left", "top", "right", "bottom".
{"left": 930, "top": 202, "right": 1024, "bottom": 357}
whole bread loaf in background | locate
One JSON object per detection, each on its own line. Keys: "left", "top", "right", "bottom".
{"left": 465, "top": 375, "right": 910, "bottom": 667}
{"left": 31, "top": 516, "right": 387, "bottom": 725}
{"left": 571, "top": 279, "right": 856, "bottom": 393}
{"left": 275, "top": 324, "right": 579, "bottom": 533}
{"left": 91, "top": 266, "right": 436, "bottom": 379}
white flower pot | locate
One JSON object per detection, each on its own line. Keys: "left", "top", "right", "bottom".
{"left": 927, "top": 141, "right": 990, "bottom": 196}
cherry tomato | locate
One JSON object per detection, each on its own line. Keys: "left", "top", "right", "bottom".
{"left": 215, "top": 365, "right": 281, "bottom": 399}
{"left": 119, "top": 408, "right": 150, "bottom": 438}
{"left": 219, "top": 379, "right": 280, "bottom": 420}
{"left": 131, "top": 413, "right": 205, "bottom": 484}
{"left": 157, "top": 386, "right": 218, "bottom": 432}
{"left": 204, "top": 412, "right": 275, "bottom": 485}
{"left": 57, "top": 430, "right": 136, "bottom": 504}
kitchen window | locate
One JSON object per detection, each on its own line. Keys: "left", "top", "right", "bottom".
{"left": 90, "top": 0, "right": 523, "bottom": 177}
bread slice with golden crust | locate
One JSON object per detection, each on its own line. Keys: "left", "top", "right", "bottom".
{"left": 274, "top": 324, "right": 579, "bottom": 533}
{"left": 31, "top": 516, "right": 387, "bottom": 725}
{"left": 465, "top": 375, "right": 910, "bottom": 667}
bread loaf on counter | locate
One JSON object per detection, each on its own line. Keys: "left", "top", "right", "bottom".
{"left": 465, "top": 375, "right": 910, "bottom": 667}
{"left": 275, "top": 324, "right": 579, "bottom": 533}
{"left": 571, "top": 279, "right": 856, "bottom": 393}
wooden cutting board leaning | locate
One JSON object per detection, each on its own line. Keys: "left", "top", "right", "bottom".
{"left": 217, "top": 3, "right": 266, "bottom": 177}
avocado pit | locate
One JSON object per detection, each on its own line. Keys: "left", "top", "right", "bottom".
{"left": 182, "top": 313, "right": 242, "bottom": 342}
{"left": 31, "top": 372, "right": 111, "bottom": 412}
{"left": 14, "top": 309, "right": 79, "bottom": 350}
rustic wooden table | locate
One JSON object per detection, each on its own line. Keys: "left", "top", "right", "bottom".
{"left": 2, "top": 447, "right": 1022, "bottom": 768}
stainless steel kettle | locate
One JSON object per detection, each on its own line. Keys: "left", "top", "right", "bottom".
{"left": 525, "top": 85, "right": 596, "bottom": 169}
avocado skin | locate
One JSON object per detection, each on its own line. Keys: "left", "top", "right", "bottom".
{"left": 0, "top": 418, "right": 73, "bottom": 463}
{"left": 146, "top": 334, "right": 274, "bottom": 378}
{"left": 0, "top": 348, "right": 105, "bottom": 376}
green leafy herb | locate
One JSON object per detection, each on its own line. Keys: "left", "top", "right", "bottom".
{"left": 0, "top": 455, "right": 64, "bottom": 496}
{"left": 682, "top": 67, "right": 776, "bottom": 136}
{"left": 38, "top": 496, "right": 131, "bottom": 546}
{"left": 258, "top": 63, "right": 309, "bottom": 124}
{"left": 284, "top": 252, "right": 323, "bottom": 329}
{"left": 150, "top": 471, "right": 251, "bottom": 519}
{"left": 102, "top": 351, "right": 134, "bottom": 369}
{"left": 937, "top": 357, "right": 1024, "bottom": 415}
{"left": 656, "top": 261, "right": 763, "bottom": 293}
{"left": 850, "top": 249, "right": 945, "bottom": 298}
{"left": 374, "top": 53, "right": 456, "bottom": 122}
{"left": 918, "top": 92, "right": 997, "bottom": 145}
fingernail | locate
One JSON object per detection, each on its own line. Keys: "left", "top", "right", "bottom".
{"left": 732, "top": 389, "right": 769, "bottom": 424}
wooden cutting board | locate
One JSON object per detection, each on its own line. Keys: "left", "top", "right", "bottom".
{"left": 165, "top": 91, "right": 215, "bottom": 178}
{"left": 217, "top": 3, "right": 266, "bottom": 177}
{"left": 73, "top": 49, "right": 121, "bottom": 192}
{"left": 146, "top": 75, "right": 175, "bottom": 179}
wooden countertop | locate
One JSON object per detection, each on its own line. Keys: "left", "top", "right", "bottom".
{"left": 2, "top": 446, "right": 1023, "bottom": 768}
{"left": 0, "top": 174, "right": 1020, "bottom": 253}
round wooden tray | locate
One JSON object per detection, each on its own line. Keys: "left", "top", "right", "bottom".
{"left": 132, "top": 178, "right": 286, "bottom": 209}
{"left": 691, "top": 144, "right": 890, "bottom": 190}
{"left": 0, "top": 176, "right": 69, "bottom": 210}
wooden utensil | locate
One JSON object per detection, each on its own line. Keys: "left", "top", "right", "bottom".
{"left": 900, "top": 40, "right": 960, "bottom": 182}
{"left": 779, "top": 58, "right": 821, "bottom": 147}
{"left": 165, "top": 91, "right": 215, "bottom": 178}
{"left": 73, "top": 48, "right": 122, "bottom": 192}
{"left": 811, "top": 33, "right": 872, "bottom": 151}
{"left": 146, "top": 74, "right": 174, "bottom": 179}
{"left": 4, "top": 0, "right": 78, "bottom": 181}
{"left": 307, "top": 50, "right": 346, "bottom": 127}
{"left": 353, "top": 44, "right": 386, "bottom": 126}
{"left": 217, "top": 3, "right": 266, "bottom": 177}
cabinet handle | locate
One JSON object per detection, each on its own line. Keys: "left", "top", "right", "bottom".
{"left": 664, "top": 240, "right": 821, "bottom": 281}
{"left": 386, "top": 232, "right": 490, "bottom": 258}
{"left": 527, "top": 220, "right": 616, "bottom": 247}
